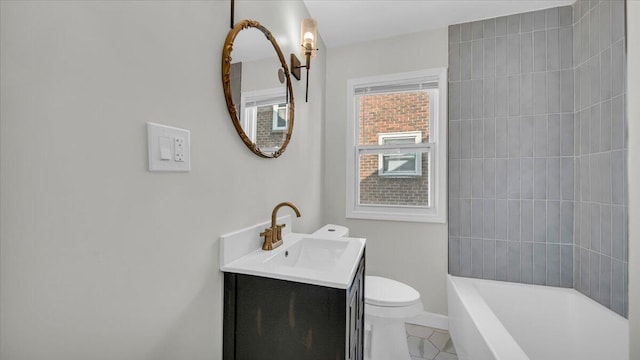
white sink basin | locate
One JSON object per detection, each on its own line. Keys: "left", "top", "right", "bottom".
{"left": 220, "top": 224, "right": 365, "bottom": 289}
{"left": 264, "top": 237, "right": 349, "bottom": 271}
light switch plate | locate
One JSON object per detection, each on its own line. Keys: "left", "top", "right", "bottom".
{"left": 147, "top": 122, "right": 191, "bottom": 172}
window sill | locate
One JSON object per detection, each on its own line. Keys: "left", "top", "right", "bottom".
{"left": 346, "top": 208, "right": 446, "bottom": 224}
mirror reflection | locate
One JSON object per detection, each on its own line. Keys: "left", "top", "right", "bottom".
{"left": 222, "top": 20, "right": 294, "bottom": 158}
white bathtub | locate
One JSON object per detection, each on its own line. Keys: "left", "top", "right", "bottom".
{"left": 447, "top": 275, "right": 629, "bottom": 360}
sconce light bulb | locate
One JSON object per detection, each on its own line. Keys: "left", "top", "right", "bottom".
{"left": 300, "top": 18, "right": 318, "bottom": 59}
{"left": 303, "top": 31, "right": 315, "bottom": 43}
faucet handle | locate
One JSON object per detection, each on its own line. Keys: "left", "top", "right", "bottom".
{"left": 260, "top": 228, "right": 273, "bottom": 250}
{"left": 275, "top": 223, "right": 286, "bottom": 241}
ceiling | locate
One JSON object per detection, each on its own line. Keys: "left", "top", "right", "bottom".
{"left": 303, "top": 0, "right": 574, "bottom": 48}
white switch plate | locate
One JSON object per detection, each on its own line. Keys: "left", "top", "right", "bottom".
{"left": 147, "top": 122, "right": 191, "bottom": 172}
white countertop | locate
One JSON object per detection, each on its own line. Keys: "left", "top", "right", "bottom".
{"left": 220, "top": 223, "right": 365, "bottom": 289}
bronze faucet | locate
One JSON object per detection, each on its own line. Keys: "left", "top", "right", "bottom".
{"left": 260, "top": 202, "right": 301, "bottom": 250}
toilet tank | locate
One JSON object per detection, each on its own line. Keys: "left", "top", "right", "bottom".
{"left": 311, "top": 224, "right": 349, "bottom": 238}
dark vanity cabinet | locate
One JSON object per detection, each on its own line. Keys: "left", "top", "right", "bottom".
{"left": 223, "top": 254, "right": 365, "bottom": 360}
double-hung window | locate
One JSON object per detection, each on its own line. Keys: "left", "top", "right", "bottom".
{"left": 346, "top": 68, "right": 447, "bottom": 223}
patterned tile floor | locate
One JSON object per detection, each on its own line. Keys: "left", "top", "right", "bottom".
{"left": 405, "top": 323, "right": 458, "bottom": 360}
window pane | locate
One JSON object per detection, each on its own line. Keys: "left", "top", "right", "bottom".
{"left": 383, "top": 137, "right": 415, "bottom": 145}
{"left": 256, "top": 105, "right": 287, "bottom": 149}
{"left": 359, "top": 151, "right": 430, "bottom": 207}
{"left": 273, "top": 103, "right": 287, "bottom": 130}
{"left": 358, "top": 91, "right": 430, "bottom": 146}
{"left": 383, "top": 154, "right": 417, "bottom": 173}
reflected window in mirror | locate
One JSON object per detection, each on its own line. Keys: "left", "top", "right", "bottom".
{"left": 272, "top": 104, "right": 288, "bottom": 131}
{"left": 240, "top": 88, "right": 288, "bottom": 154}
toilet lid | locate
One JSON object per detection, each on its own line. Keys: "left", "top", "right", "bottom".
{"left": 365, "top": 276, "right": 421, "bottom": 307}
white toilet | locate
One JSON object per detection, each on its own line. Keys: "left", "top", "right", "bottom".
{"left": 311, "top": 225, "right": 424, "bottom": 360}
{"left": 364, "top": 276, "right": 422, "bottom": 360}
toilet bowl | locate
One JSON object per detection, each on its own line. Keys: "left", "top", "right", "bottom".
{"left": 364, "top": 276, "right": 423, "bottom": 360}
{"left": 311, "top": 225, "right": 423, "bottom": 360}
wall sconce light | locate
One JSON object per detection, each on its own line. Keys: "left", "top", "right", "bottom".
{"left": 291, "top": 18, "right": 318, "bottom": 103}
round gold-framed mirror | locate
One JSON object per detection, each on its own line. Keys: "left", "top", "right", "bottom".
{"left": 222, "top": 19, "right": 295, "bottom": 158}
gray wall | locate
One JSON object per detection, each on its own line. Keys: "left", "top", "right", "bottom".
{"left": 448, "top": 0, "right": 629, "bottom": 318}
{"left": 448, "top": 7, "right": 575, "bottom": 287}
{"left": 0, "top": 1, "right": 326, "bottom": 358}
{"left": 324, "top": 29, "right": 450, "bottom": 316}
{"left": 572, "top": 0, "right": 628, "bottom": 317}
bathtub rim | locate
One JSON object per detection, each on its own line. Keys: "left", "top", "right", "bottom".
{"left": 447, "top": 275, "right": 629, "bottom": 360}
{"left": 447, "top": 275, "right": 529, "bottom": 360}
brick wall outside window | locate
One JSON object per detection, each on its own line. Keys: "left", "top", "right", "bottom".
{"left": 358, "top": 92, "right": 430, "bottom": 206}
{"left": 256, "top": 106, "right": 285, "bottom": 149}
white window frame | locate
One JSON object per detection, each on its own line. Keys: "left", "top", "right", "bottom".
{"left": 377, "top": 131, "right": 422, "bottom": 177}
{"left": 272, "top": 104, "right": 288, "bottom": 131}
{"left": 346, "top": 68, "right": 448, "bottom": 223}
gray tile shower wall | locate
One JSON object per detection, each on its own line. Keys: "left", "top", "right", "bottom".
{"left": 572, "top": 0, "right": 627, "bottom": 317}
{"left": 449, "top": 7, "right": 576, "bottom": 289}
{"left": 448, "top": 1, "right": 628, "bottom": 318}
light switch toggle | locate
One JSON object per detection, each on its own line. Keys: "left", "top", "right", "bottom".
{"left": 159, "top": 136, "right": 172, "bottom": 160}
{"left": 147, "top": 122, "right": 191, "bottom": 172}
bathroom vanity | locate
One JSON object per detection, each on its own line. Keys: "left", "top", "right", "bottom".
{"left": 219, "top": 220, "right": 366, "bottom": 360}
{"left": 223, "top": 254, "right": 364, "bottom": 360}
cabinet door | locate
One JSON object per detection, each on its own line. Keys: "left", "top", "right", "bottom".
{"left": 347, "top": 291, "right": 356, "bottom": 359}
{"left": 356, "top": 265, "right": 364, "bottom": 360}
{"left": 232, "top": 274, "right": 346, "bottom": 360}
{"left": 346, "top": 257, "right": 365, "bottom": 360}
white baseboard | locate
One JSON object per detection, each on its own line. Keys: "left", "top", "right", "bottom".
{"left": 406, "top": 311, "right": 449, "bottom": 330}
